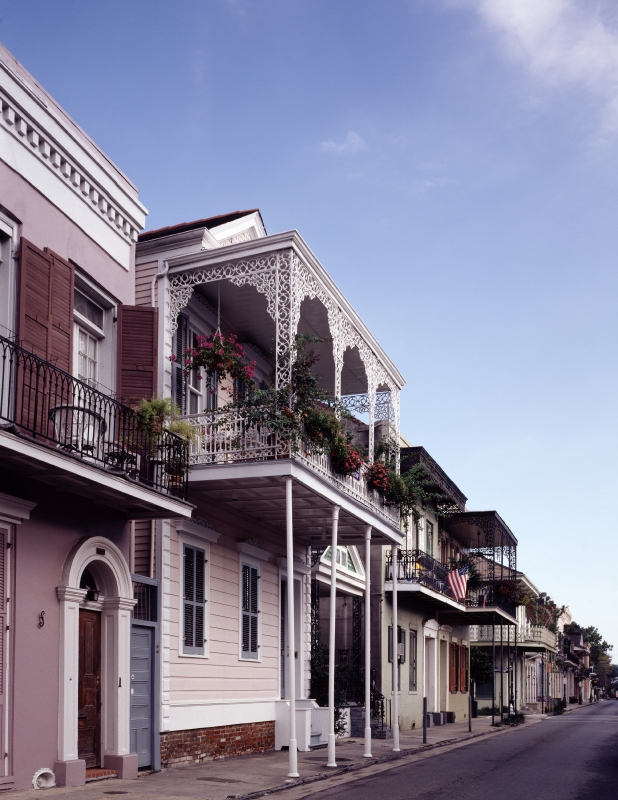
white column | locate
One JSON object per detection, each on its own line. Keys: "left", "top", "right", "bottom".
{"left": 56, "top": 587, "right": 87, "bottom": 762}
{"left": 285, "top": 477, "right": 299, "bottom": 778}
{"left": 364, "top": 527, "right": 372, "bottom": 758}
{"left": 101, "top": 597, "right": 136, "bottom": 758}
{"left": 327, "top": 506, "right": 340, "bottom": 768}
{"left": 391, "top": 544, "right": 400, "bottom": 751}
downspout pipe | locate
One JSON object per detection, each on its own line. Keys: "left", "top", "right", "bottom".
{"left": 150, "top": 260, "right": 170, "bottom": 307}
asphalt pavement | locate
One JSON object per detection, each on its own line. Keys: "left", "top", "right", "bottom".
{"left": 305, "top": 701, "right": 618, "bottom": 800}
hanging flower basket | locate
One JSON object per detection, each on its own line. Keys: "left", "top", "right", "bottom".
{"left": 172, "top": 333, "right": 256, "bottom": 384}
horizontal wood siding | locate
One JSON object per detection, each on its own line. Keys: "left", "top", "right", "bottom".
{"left": 135, "top": 260, "right": 158, "bottom": 307}
{"left": 133, "top": 519, "right": 153, "bottom": 578}
{"left": 168, "top": 503, "right": 311, "bottom": 705}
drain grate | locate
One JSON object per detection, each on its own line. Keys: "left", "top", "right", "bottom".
{"left": 305, "top": 757, "right": 353, "bottom": 762}
{"left": 197, "top": 777, "right": 241, "bottom": 783}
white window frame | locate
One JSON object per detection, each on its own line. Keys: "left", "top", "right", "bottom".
{"left": 238, "top": 555, "right": 262, "bottom": 662}
{"left": 74, "top": 324, "right": 99, "bottom": 388}
{"left": 178, "top": 533, "right": 211, "bottom": 659}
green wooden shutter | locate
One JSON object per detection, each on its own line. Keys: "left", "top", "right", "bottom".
{"left": 183, "top": 544, "right": 205, "bottom": 655}
{"left": 242, "top": 564, "right": 259, "bottom": 659}
{"left": 173, "top": 314, "right": 188, "bottom": 414}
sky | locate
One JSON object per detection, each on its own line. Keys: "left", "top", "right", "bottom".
{"left": 2, "top": 1, "right": 617, "bottom": 652}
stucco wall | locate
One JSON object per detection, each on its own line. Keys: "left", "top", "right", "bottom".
{"left": 11, "top": 500, "right": 130, "bottom": 791}
{"left": 0, "top": 159, "right": 136, "bottom": 309}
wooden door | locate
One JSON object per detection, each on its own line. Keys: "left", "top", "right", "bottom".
{"left": 78, "top": 610, "right": 101, "bottom": 767}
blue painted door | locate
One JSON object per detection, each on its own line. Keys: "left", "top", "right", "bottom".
{"left": 130, "top": 626, "right": 152, "bottom": 768}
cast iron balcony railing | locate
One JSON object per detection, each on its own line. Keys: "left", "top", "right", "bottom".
{"left": 385, "top": 549, "right": 456, "bottom": 600}
{"left": 470, "top": 624, "right": 557, "bottom": 649}
{"left": 0, "top": 335, "right": 188, "bottom": 498}
{"left": 385, "top": 550, "right": 518, "bottom": 616}
{"left": 184, "top": 408, "right": 399, "bottom": 526}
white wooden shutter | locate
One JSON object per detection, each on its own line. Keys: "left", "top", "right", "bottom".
{"left": 242, "top": 564, "right": 259, "bottom": 659}
{"left": 183, "top": 544, "right": 205, "bottom": 655}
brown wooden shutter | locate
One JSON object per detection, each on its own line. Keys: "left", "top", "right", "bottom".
{"left": 449, "top": 642, "right": 457, "bottom": 692}
{"left": 46, "top": 250, "right": 74, "bottom": 372}
{"left": 18, "top": 240, "right": 74, "bottom": 371}
{"left": 116, "top": 305, "right": 158, "bottom": 405}
{"left": 18, "top": 238, "right": 52, "bottom": 358}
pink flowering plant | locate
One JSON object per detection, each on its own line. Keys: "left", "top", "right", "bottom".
{"left": 171, "top": 333, "right": 256, "bottom": 385}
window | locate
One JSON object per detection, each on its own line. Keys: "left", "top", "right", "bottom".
{"left": 460, "top": 645, "right": 469, "bottom": 693}
{"left": 183, "top": 543, "right": 206, "bottom": 655}
{"left": 241, "top": 562, "right": 259, "bottom": 659}
{"left": 173, "top": 319, "right": 218, "bottom": 415}
{"left": 409, "top": 630, "right": 417, "bottom": 691}
{"left": 322, "top": 546, "right": 357, "bottom": 573}
{"left": 440, "top": 537, "right": 448, "bottom": 565}
{"left": 74, "top": 289, "right": 104, "bottom": 331}
{"left": 76, "top": 327, "right": 97, "bottom": 387}
{"left": 187, "top": 332, "right": 202, "bottom": 415}
{"left": 426, "top": 520, "right": 434, "bottom": 556}
{"left": 449, "top": 642, "right": 459, "bottom": 692}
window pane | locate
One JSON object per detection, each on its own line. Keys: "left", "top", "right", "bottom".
{"left": 74, "top": 290, "right": 104, "bottom": 330}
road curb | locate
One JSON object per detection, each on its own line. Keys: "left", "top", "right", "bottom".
{"left": 229, "top": 722, "right": 533, "bottom": 800}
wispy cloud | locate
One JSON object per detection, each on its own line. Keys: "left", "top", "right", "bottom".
{"left": 321, "top": 131, "right": 367, "bottom": 154}
{"left": 459, "top": 0, "right": 618, "bottom": 138}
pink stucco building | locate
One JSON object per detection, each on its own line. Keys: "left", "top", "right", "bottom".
{"left": 0, "top": 45, "right": 192, "bottom": 790}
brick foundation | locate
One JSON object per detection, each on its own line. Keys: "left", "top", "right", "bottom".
{"left": 160, "top": 720, "right": 275, "bottom": 768}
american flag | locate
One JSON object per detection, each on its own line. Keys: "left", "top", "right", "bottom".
{"left": 448, "top": 564, "right": 468, "bottom": 601}
{"left": 481, "top": 585, "right": 490, "bottom": 607}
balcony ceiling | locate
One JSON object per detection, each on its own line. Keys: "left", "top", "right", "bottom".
{"left": 189, "top": 461, "right": 403, "bottom": 546}
{"left": 195, "top": 284, "right": 371, "bottom": 396}
{"left": 0, "top": 430, "right": 193, "bottom": 519}
{"left": 442, "top": 510, "right": 518, "bottom": 549}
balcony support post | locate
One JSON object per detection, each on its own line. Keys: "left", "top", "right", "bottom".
{"left": 363, "top": 526, "right": 372, "bottom": 758}
{"left": 285, "top": 477, "right": 299, "bottom": 778}
{"left": 391, "top": 543, "right": 400, "bottom": 751}
{"left": 327, "top": 505, "right": 340, "bottom": 768}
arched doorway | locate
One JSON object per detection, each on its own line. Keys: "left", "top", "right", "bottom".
{"left": 55, "top": 537, "right": 136, "bottom": 785}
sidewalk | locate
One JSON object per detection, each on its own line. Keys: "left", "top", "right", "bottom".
{"left": 8, "top": 717, "right": 501, "bottom": 800}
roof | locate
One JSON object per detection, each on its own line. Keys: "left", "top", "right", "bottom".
{"left": 138, "top": 210, "right": 263, "bottom": 242}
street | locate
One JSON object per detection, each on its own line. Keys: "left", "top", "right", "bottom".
{"left": 306, "top": 703, "right": 618, "bottom": 800}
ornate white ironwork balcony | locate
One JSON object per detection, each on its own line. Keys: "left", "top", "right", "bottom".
{"left": 184, "top": 408, "right": 400, "bottom": 527}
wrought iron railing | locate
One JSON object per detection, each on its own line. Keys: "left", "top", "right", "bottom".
{"left": 385, "top": 549, "right": 455, "bottom": 600}
{"left": 0, "top": 335, "right": 188, "bottom": 498}
{"left": 185, "top": 408, "right": 399, "bottom": 525}
{"left": 370, "top": 687, "right": 391, "bottom": 730}
{"left": 466, "top": 583, "right": 517, "bottom": 617}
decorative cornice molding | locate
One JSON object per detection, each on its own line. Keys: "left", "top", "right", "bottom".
{"left": 276, "top": 556, "right": 311, "bottom": 575}
{"left": 56, "top": 586, "right": 87, "bottom": 604}
{"left": 174, "top": 517, "right": 220, "bottom": 543}
{"left": 0, "top": 90, "right": 141, "bottom": 243}
{"left": 0, "top": 491, "right": 37, "bottom": 524}
{"left": 236, "top": 540, "right": 272, "bottom": 562}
